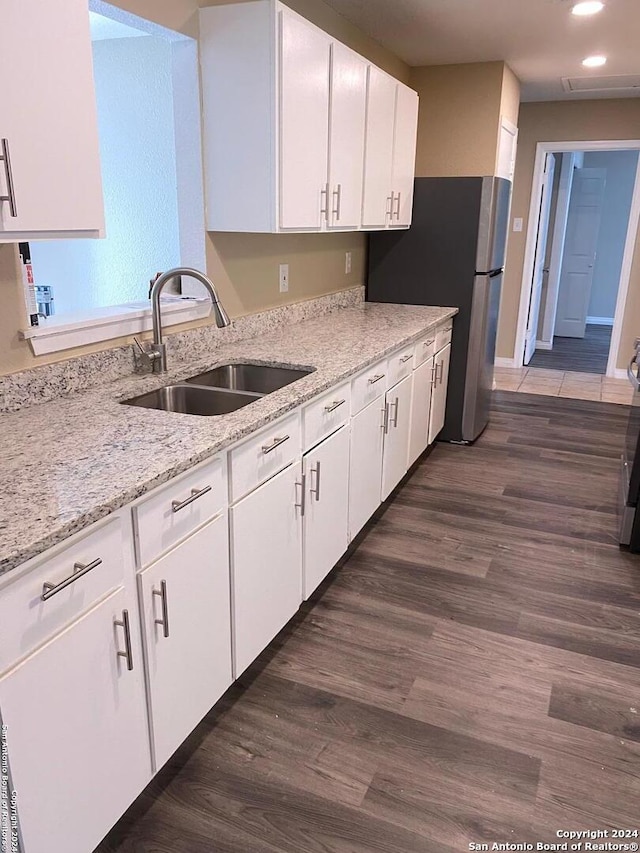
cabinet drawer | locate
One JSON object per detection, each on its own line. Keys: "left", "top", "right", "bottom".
{"left": 435, "top": 323, "right": 453, "bottom": 353}
{"left": 0, "top": 517, "right": 125, "bottom": 673}
{"left": 134, "top": 457, "right": 225, "bottom": 568}
{"left": 388, "top": 345, "right": 415, "bottom": 388}
{"left": 302, "top": 381, "right": 351, "bottom": 451}
{"left": 230, "top": 411, "right": 301, "bottom": 503}
{"left": 414, "top": 333, "right": 436, "bottom": 368}
{"left": 351, "top": 358, "right": 388, "bottom": 415}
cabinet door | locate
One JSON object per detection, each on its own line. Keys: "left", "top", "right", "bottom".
{"left": 390, "top": 83, "right": 419, "bottom": 228}
{"left": 279, "top": 10, "right": 330, "bottom": 230}
{"left": 328, "top": 44, "right": 367, "bottom": 229}
{"left": 408, "top": 357, "right": 435, "bottom": 468}
{"left": 0, "top": 589, "right": 150, "bottom": 853}
{"left": 231, "top": 462, "right": 303, "bottom": 676}
{"left": 381, "top": 374, "right": 413, "bottom": 501}
{"left": 362, "top": 66, "right": 396, "bottom": 229}
{"left": 138, "top": 515, "right": 232, "bottom": 771}
{"left": 428, "top": 343, "right": 452, "bottom": 445}
{"left": 303, "top": 425, "right": 350, "bottom": 598}
{"left": 349, "top": 397, "right": 386, "bottom": 540}
{"left": 0, "top": 0, "right": 103, "bottom": 239}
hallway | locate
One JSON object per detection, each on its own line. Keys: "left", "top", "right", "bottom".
{"left": 529, "top": 324, "right": 612, "bottom": 374}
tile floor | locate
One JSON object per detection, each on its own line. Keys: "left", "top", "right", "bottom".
{"left": 494, "top": 367, "right": 633, "bottom": 404}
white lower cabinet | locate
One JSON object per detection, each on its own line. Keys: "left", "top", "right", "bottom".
{"left": 349, "top": 397, "right": 385, "bottom": 540}
{"left": 302, "top": 426, "right": 350, "bottom": 598}
{"left": 381, "top": 373, "right": 413, "bottom": 501}
{"left": 138, "top": 514, "right": 232, "bottom": 771}
{"left": 0, "top": 588, "right": 150, "bottom": 853}
{"left": 231, "top": 462, "right": 303, "bottom": 676}
{"left": 408, "top": 356, "right": 435, "bottom": 467}
{"left": 428, "top": 342, "right": 452, "bottom": 445}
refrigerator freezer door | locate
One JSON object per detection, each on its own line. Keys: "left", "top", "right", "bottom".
{"left": 462, "top": 272, "right": 502, "bottom": 442}
{"left": 476, "top": 177, "right": 512, "bottom": 273}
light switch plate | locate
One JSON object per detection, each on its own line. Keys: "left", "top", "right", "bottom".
{"left": 345, "top": 252, "right": 352, "bottom": 274}
{"left": 513, "top": 217, "right": 523, "bottom": 232}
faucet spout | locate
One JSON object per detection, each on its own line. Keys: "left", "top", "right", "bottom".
{"left": 149, "top": 267, "right": 231, "bottom": 372}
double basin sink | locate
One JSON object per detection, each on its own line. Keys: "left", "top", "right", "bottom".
{"left": 122, "top": 363, "right": 313, "bottom": 416}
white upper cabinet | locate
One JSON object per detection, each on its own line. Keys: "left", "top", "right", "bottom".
{"left": 0, "top": 0, "right": 104, "bottom": 241}
{"left": 199, "top": 1, "right": 417, "bottom": 233}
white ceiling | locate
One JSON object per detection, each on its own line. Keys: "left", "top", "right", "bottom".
{"left": 320, "top": 0, "right": 640, "bottom": 101}
{"left": 88, "top": 11, "right": 147, "bottom": 41}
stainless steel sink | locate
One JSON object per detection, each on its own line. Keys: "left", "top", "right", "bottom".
{"left": 122, "top": 384, "right": 261, "bottom": 416}
{"left": 185, "top": 363, "right": 313, "bottom": 395}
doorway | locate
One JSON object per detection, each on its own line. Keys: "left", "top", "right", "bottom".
{"left": 515, "top": 141, "right": 640, "bottom": 377}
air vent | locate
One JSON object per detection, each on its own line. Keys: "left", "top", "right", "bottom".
{"left": 562, "top": 74, "right": 640, "bottom": 93}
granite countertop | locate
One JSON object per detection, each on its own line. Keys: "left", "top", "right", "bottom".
{"left": 0, "top": 303, "right": 456, "bottom": 576}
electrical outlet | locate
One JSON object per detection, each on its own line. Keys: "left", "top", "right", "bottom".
{"left": 279, "top": 263, "right": 289, "bottom": 293}
{"left": 345, "top": 252, "right": 352, "bottom": 274}
{"left": 513, "top": 217, "right": 523, "bottom": 232}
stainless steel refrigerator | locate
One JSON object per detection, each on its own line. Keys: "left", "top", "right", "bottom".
{"left": 367, "top": 176, "right": 512, "bottom": 443}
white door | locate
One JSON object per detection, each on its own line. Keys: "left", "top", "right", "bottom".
{"left": 428, "top": 343, "right": 451, "bottom": 445}
{"left": 138, "top": 515, "right": 232, "bottom": 771}
{"left": 362, "top": 66, "right": 396, "bottom": 228}
{"left": 230, "top": 462, "right": 303, "bottom": 676}
{"left": 349, "top": 397, "right": 386, "bottom": 540}
{"left": 0, "top": 589, "right": 150, "bottom": 853}
{"left": 328, "top": 44, "right": 367, "bottom": 229}
{"left": 390, "top": 83, "right": 419, "bottom": 227}
{"left": 381, "top": 374, "right": 413, "bottom": 500}
{"left": 0, "top": 0, "right": 104, "bottom": 238}
{"left": 408, "top": 357, "right": 434, "bottom": 467}
{"left": 279, "top": 10, "right": 330, "bottom": 230}
{"left": 555, "top": 167, "right": 607, "bottom": 338}
{"left": 303, "top": 426, "right": 350, "bottom": 598}
{"left": 524, "top": 153, "right": 556, "bottom": 364}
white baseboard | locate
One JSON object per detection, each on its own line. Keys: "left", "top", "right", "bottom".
{"left": 535, "top": 340, "right": 553, "bottom": 350}
{"left": 587, "top": 316, "right": 615, "bottom": 326}
{"left": 610, "top": 368, "right": 628, "bottom": 380}
{"left": 495, "top": 357, "right": 519, "bottom": 368}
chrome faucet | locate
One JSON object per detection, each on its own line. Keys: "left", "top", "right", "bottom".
{"left": 134, "top": 267, "right": 230, "bottom": 373}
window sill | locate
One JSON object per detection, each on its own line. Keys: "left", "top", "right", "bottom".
{"left": 19, "top": 297, "right": 211, "bottom": 356}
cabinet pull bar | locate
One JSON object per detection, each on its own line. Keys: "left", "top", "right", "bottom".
{"left": 171, "top": 485, "right": 212, "bottom": 513}
{"left": 368, "top": 373, "right": 385, "bottom": 385}
{"left": 153, "top": 580, "right": 170, "bottom": 638}
{"left": 41, "top": 557, "right": 102, "bottom": 601}
{"left": 332, "top": 184, "right": 342, "bottom": 221}
{"left": 320, "top": 182, "right": 330, "bottom": 221}
{"left": 400, "top": 354, "right": 412, "bottom": 363}
{"left": 386, "top": 193, "right": 394, "bottom": 219}
{"left": 261, "top": 435, "right": 290, "bottom": 455}
{"left": 0, "top": 139, "right": 17, "bottom": 217}
{"left": 424, "top": 339, "right": 434, "bottom": 347}
{"left": 391, "top": 397, "right": 399, "bottom": 428}
{"left": 310, "top": 461, "right": 321, "bottom": 502}
{"left": 438, "top": 362, "right": 444, "bottom": 384}
{"left": 383, "top": 402, "right": 390, "bottom": 434}
{"left": 324, "top": 399, "right": 346, "bottom": 413}
{"left": 115, "top": 609, "right": 134, "bottom": 671}
{"left": 295, "top": 473, "right": 307, "bottom": 517}
{"left": 431, "top": 364, "right": 438, "bottom": 388}
{"left": 394, "top": 191, "right": 401, "bottom": 220}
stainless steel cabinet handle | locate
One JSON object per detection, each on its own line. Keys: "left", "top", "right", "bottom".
{"left": 431, "top": 364, "right": 438, "bottom": 388}
{"left": 261, "top": 435, "right": 290, "bottom": 455}
{"left": 295, "top": 473, "right": 306, "bottom": 517}
{"left": 386, "top": 193, "right": 395, "bottom": 219}
{"left": 0, "top": 139, "right": 17, "bottom": 217}
{"left": 383, "top": 402, "right": 390, "bottom": 434}
{"left": 437, "top": 362, "right": 444, "bottom": 384}
{"left": 310, "top": 461, "right": 321, "bottom": 502}
{"left": 171, "top": 485, "right": 212, "bottom": 513}
{"left": 41, "top": 557, "right": 102, "bottom": 601}
{"left": 153, "top": 580, "right": 170, "bottom": 638}
{"left": 115, "top": 609, "right": 134, "bottom": 671}
{"left": 628, "top": 356, "right": 640, "bottom": 390}
{"left": 391, "top": 397, "right": 399, "bottom": 427}
{"left": 332, "top": 184, "right": 342, "bottom": 221}
{"left": 424, "top": 339, "right": 434, "bottom": 347}
{"left": 324, "top": 399, "right": 346, "bottom": 413}
{"left": 368, "top": 373, "right": 385, "bottom": 385}
{"left": 320, "top": 182, "right": 329, "bottom": 221}
{"left": 394, "top": 192, "right": 401, "bottom": 220}
{"left": 400, "top": 354, "right": 412, "bottom": 364}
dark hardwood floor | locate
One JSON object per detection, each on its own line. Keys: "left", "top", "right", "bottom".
{"left": 97, "top": 391, "right": 640, "bottom": 853}
{"left": 529, "top": 324, "right": 612, "bottom": 374}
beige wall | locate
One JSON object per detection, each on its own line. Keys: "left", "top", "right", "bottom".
{"left": 498, "top": 99, "right": 640, "bottom": 370}
{"left": 0, "top": 0, "right": 408, "bottom": 376}
{"left": 410, "top": 61, "right": 515, "bottom": 178}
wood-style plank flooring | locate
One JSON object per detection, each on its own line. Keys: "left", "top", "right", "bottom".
{"left": 97, "top": 391, "right": 640, "bottom": 852}
{"left": 529, "top": 324, "right": 612, "bottom": 374}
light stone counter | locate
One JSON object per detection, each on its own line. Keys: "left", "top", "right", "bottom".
{"left": 0, "top": 302, "right": 456, "bottom": 576}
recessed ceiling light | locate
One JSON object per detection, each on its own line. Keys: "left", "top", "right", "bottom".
{"left": 572, "top": 1, "right": 605, "bottom": 15}
{"left": 582, "top": 55, "right": 607, "bottom": 67}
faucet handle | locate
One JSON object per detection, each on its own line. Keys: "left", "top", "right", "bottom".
{"left": 133, "top": 336, "right": 163, "bottom": 370}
